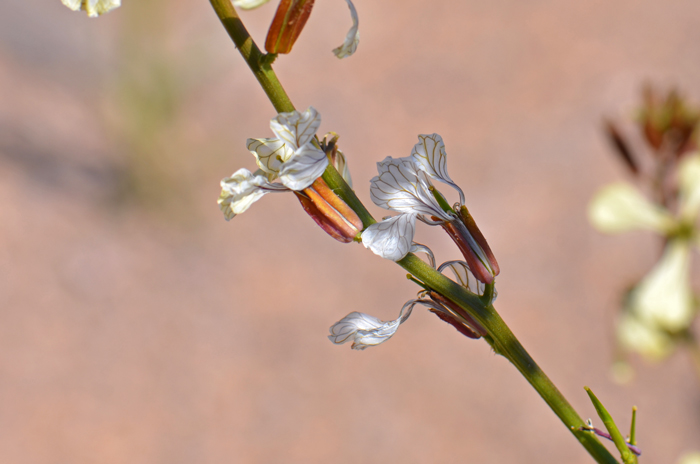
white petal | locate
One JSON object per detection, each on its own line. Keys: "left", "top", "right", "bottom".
{"left": 61, "top": 0, "right": 82, "bottom": 10}
{"left": 630, "top": 240, "right": 694, "bottom": 331}
{"left": 679, "top": 153, "right": 700, "bottom": 222}
{"left": 232, "top": 0, "right": 271, "bottom": 9}
{"left": 410, "top": 133, "right": 465, "bottom": 204}
{"left": 277, "top": 145, "right": 329, "bottom": 191}
{"left": 218, "top": 168, "right": 284, "bottom": 220}
{"left": 370, "top": 157, "right": 452, "bottom": 220}
{"left": 589, "top": 183, "right": 675, "bottom": 234}
{"left": 438, "top": 260, "right": 484, "bottom": 294}
{"left": 328, "top": 302, "right": 415, "bottom": 350}
{"left": 361, "top": 213, "right": 417, "bottom": 261}
{"left": 410, "top": 243, "right": 435, "bottom": 268}
{"left": 247, "top": 137, "right": 292, "bottom": 178}
{"left": 617, "top": 312, "right": 674, "bottom": 361}
{"left": 64, "top": 0, "right": 120, "bottom": 16}
{"left": 333, "top": 149, "right": 353, "bottom": 188}
{"left": 270, "top": 107, "right": 321, "bottom": 150}
{"left": 332, "top": 0, "right": 360, "bottom": 59}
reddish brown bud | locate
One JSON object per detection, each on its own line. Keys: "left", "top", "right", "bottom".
{"left": 295, "top": 178, "right": 362, "bottom": 243}
{"left": 265, "top": 0, "right": 315, "bottom": 54}
{"left": 428, "top": 291, "right": 487, "bottom": 338}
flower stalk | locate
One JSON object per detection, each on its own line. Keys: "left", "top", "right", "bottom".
{"left": 208, "top": 1, "right": 619, "bottom": 462}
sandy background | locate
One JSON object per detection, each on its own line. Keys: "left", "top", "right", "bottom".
{"left": 1, "top": 0, "right": 699, "bottom": 463}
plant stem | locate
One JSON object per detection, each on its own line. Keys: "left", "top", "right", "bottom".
{"left": 209, "top": 0, "right": 294, "bottom": 114}
{"left": 397, "top": 254, "right": 619, "bottom": 464}
{"left": 208, "top": 1, "right": 618, "bottom": 462}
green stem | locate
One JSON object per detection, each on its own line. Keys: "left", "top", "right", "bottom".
{"left": 397, "top": 254, "right": 619, "bottom": 464}
{"left": 209, "top": 0, "right": 294, "bottom": 114}
{"left": 208, "top": 2, "right": 618, "bottom": 462}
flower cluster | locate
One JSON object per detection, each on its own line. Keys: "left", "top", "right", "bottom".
{"left": 361, "top": 134, "right": 499, "bottom": 284}
{"left": 218, "top": 107, "right": 362, "bottom": 242}
{"left": 328, "top": 259, "right": 489, "bottom": 350}
{"left": 590, "top": 153, "right": 700, "bottom": 360}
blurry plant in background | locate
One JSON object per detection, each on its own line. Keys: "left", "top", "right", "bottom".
{"left": 102, "top": 0, "right": 208, "bottom": 219}
{"left": 590, "top": 87, "right": 700, "bottom": 381}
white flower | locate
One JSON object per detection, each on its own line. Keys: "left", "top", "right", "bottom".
{"left": 617, "top": 311, "right": 674, "bottom": 361}
{"left": 218, "top": 107, "right": 329, "bottom": 219}
{"left": 361, "top": 134, "right": 459, "bottom": 262}
{"left": 328, "top": 299, "right": 440, "bottom": 350}
{"left": 332, "top": 0, "right": 360, "bottom": 59}
{"left": 61, "top": 0, "right": 120, "bottom": 17}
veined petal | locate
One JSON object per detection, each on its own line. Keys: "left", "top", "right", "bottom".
{"left": 247, "top": 137, "right": 292, "bottom": 178}
{"left": 370, "top": 157, "right": 452, "bottom": 220}
{"left": 361, "top": 213, "right": 417, "bottom": 261}
{"left": 333, "top": 149, "right": 353, "bottom": 187}
{"left": 679, "top": 153, "right": 700, "bottom": 223}
{"left": 233, "top": 0, "right": 272, "bottom": 10}
{"left": 270, "top": 107, "right": 321, "bottom": 150}
{"left": 328, "top": 301, "right": 415, "bottom": 350}
{"left": 438, "top": 260, "right": 485, "bottom": 295}
{"left": 218, "top": 168, "right": 286, "bottom": 220}
{"left": 410, "top": 134, "right": 465, "bottom": 204}
{"left": 62, "top": 0, "right": 120, "bottom": 16}
{"left": 278, "top": 145, "right": 329, "bottom": 191}
{"left": 332, "top": 0, "right": 360, "bottom": 59}
{"left": 617, "top": 311, "right": 674, "bottom": 361}
{"left": 589, "top": 183, "right": 675, "bottom": 234}
{"left": 630, "top": 240, "right": 694, "bottom": 331}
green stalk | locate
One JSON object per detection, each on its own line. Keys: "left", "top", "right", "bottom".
{"left": 208, "top": 2, "right": 619, "bottom": 462}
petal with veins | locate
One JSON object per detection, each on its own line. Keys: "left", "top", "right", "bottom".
{"left": 277, "top": 145, "right": 329, "bottom": 191}
{"left": 679, "top": 153, "right": 700, "bottom": 222}
{"left": 332, "top": 0, "right": 360, "bottom": 59}
{"left": 328, "top": 301, "right": 415, "bottom": 350}
{"left": 218, "top": 168, "right": 286, "bottom": 220}
{"left": 270, "top": 106, "right": 321, "bottom": 150}
{"left": 361, "top": 213, "right": 417, "bottom": 261}
{"left": 630, "top": 239, "right": 694, "bottom": 331}
{"left": 411, "top": 133, "right": 465, "bottom": 204}
{"left": 370, "top": 157, "right": 452, "bottom": 220}
{"left": 438, "top": 260, "right": 484, "bottom": 294}
{"left": 232, "top": 0, "right": 272, "bottom": 9}
{"left": 589, "top": 183, "right": 675, "bottom": 234}
{"left": 247, "top": 137, "right": 292, "bottom": 178}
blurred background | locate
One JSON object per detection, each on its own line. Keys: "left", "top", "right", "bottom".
{"left": 1, "top": 0, "right": 699, "bottom": 462}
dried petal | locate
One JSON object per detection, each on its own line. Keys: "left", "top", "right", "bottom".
{"left": 332, "top": 0, "right": 359, "bottom": 59}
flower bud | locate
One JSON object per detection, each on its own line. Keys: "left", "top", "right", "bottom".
{"left": 265, "top": 0, "right": 316, "bottom": 54}
{"left": 295, "top": 177, "right": 363, "bottom": 243}
{"left": 440, "top": 206, "right": 499, "bottom": 284}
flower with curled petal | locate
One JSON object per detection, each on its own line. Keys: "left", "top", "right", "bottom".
{"left": 218, "top": 107, "right": 362, "bottom": 242}
{"left": 361, "top": 134, "right": 499, "bottom": 283}
{"left": 61, "top": 0, "right": 120, "bottom": 17}
{"left": 329, "top": 259, "right": 488, "bottom": 350}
